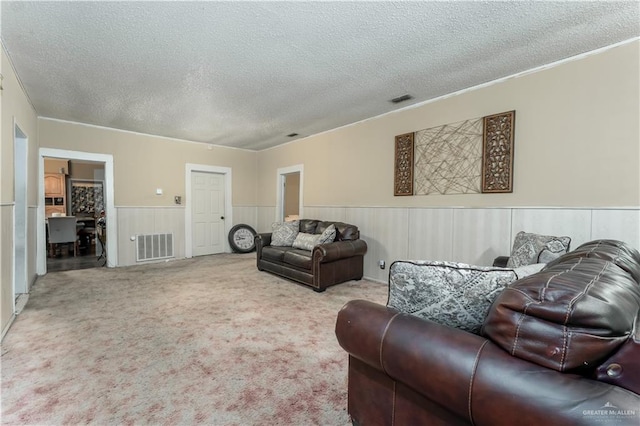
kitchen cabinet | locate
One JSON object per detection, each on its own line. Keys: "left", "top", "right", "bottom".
{"left": 45, "top": 173, "right": 66, "bottom": 217}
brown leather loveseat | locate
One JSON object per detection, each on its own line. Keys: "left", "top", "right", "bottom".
{"left": 256, "top": 219, "right": 367, "bottom": 292}
{"left": 336, "top": 240, "right": 640, "bottom": 425}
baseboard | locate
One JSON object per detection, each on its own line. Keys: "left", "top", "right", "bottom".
{"left": 1, "top": 314, "right": 16, "bottom": 343}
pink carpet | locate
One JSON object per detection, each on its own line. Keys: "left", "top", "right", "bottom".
{"left": 1, "top": 254, "right": 387, "bottom": 425}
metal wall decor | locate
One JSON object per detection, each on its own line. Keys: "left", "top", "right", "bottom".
{"left": 413, "top": 118, "right": 483, "bottom": 195}
{"left": 394, "top": 110, "right": 515, "bottom": 196}
{"left": 481, "top": 111, "right": 515, "bottom": 193}
{"left": 394, "top": 133, "right": 414, "bottom": 196}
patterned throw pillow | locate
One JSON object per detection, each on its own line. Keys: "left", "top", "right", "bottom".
{"left": 387, "top": 260, "right": 535, "bottom": 334}
{"left": 292, "top": 224, "right": 337, "bottom": 251}
{"left": 270, "top": 220, "right": 299, "bottom": 247}
{"left": 506, "top": 231, "right": 571, "bottom": 268}
{"left": 316, "top": 224, "right": 336, "bottom": 244}
{"left": 292, "top": 232, "right": 318, "bottom": 251}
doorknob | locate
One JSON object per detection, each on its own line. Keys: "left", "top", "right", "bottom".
{"left": 221, "top": 216, "right": 225, "bottom": 220}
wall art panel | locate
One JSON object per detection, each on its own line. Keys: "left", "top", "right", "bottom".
{"left": 482, "top": 111, "right": 515, "bottom": 193}
{"left": 413, "top": 118, "right": 483, "bottom": 195}
{"left": 394, "top": 133, "right": 414, "bottom": 196}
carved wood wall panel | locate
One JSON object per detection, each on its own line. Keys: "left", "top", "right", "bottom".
{"left": 394, "top": 133, "right": 414, "bottom": 196}
{"left": 482, "top": 111, "right": 515, "bottom": 193}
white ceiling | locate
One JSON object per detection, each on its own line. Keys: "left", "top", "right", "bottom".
{"left": 2, "top": 1, "right": 639, "bottom": 151}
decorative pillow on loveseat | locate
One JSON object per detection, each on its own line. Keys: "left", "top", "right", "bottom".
{"left": 292, "top": 224, "right": 336, "bottom": 251}
{"left": 270, "top": 220, "right": 299, "bottom": 247}
{"left": 506, "top": 231, "right": 571, "bottom": 268}
{"left": 387, "top": 260, "right": 544, "bottom": 334}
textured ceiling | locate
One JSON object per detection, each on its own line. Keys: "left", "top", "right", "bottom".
{"left": 2, "top": 1, "right": 639, "bottom": 151}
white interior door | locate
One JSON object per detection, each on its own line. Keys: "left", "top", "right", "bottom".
{"left": 191, "top": 171, "right": 225, "bottom": 256}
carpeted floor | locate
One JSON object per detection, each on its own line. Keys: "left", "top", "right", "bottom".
{"left": 1, "top": 253, "right": 388, "bottom": 425}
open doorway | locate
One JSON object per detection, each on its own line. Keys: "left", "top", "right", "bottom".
{"left": 44, "top": 158, "right": 106, "bottom": 272}
{"left": 282, "top": 172, "right": 300, "bottom": 221}
{"left": 38, "top": 148, "right": 117, "bottom": 275}
{"left": 276, "top": 165, "right": 303, "bottom": 222}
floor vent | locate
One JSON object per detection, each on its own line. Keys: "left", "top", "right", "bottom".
{"left": 136, "top": 233, "right": 174, "bottom": 262}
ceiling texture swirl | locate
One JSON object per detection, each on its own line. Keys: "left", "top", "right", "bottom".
{"left": 2, "top": 1, "right": 639, "bottom": 150}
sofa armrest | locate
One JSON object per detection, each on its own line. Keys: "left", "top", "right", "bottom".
{"left": 312, "top": 239, "right": 367, "bottom": 263}
{"left": 255, "top": 233, "right": 272, "bottom": 260}
{"left": 255, "top": 233, "right": 272, "bottom": 248}
{"left": 336, "top": 300, "right": 640, "bottom": 426}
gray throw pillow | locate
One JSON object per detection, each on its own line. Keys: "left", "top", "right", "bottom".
{"left": 292, "top": 224, "right": 337, "bottom": 251}
{"left": 270, "top": 220, "right": 299, "bottom": 247}
{"left": 316, "top": 224, "right": 336, "bottom": 244}
{"left": 388, "top": 260, "right": 523, "bottom": 334}
{"left": 506, "top": 231, "right": 571, "bottom": 268}
{"left": 292, "top": 232, "right": 318, "bottom": 251}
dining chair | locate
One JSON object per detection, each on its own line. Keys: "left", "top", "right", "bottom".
{"left": 48, "top": 216, "right": 79, "bottom": 257}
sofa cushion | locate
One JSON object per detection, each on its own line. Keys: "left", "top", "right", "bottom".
{"left": 484, "top": 243, "right": 640, "bottom": 372}
{"left": 299, "top": 219, "right": 319, "bottom": 234}
{"left": 283, "top": 249, "right": 313, "bottom": 270}
{"left": 506, "top": 231, "right": 571, "bottom": 268}
{"left": 271, "top": 220, "right": 299, "bottom": 247}
{"left": 387, "top": 260, "right": 544, "bottom": 334}
{"left": 261, "top": 246, "right": 288, "bottom": 263}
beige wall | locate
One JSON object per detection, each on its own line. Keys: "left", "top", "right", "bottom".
{"left": 1, "top": 46, "right": 40, "bottom": 337}
{"left": 68, "top": 161, "right": 103, "bottom": 181}
{"left": 38, "top": 119, "right": 258, "bottom": 207}
{"left": 257, "top": 41, "right": 640, "bottom": 209}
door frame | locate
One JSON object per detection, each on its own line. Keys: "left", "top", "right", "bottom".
{"left": 38, "top": 148, "right": 117, "bottom": 274}
{"left": 276, "top": 164, "right": 304, "bottom": 222}
{"left": 185, "top": 164, "right": 232, "bottom": 258}
{"left": 13, "top": 120, "right": 28, "bottom": 303}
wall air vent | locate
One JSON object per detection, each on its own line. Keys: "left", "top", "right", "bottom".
{"left": 390, "top": 94, "right": 413, "bottom": 104}
{"left": 136, "top": 233, "right": 174, "bottom": 262}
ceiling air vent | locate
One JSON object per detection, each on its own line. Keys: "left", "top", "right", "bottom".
{"left": 287, "top": 133, "right": 299, "bottom": 137}
{"left": 390, "top": 94, "right": 413, "bottom": 104}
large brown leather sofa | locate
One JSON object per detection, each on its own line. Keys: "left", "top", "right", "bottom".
{"left": 256, "top": 219, "right": 367, "bottom": 292}
{"left": 336, "top": 240, "right": 640, "bottom": 425}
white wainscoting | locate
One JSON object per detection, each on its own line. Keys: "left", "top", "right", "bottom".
{"left": 116, "top": 205, "right": 263, "bottom": 266}
{"left": 113, "top": 205, "right": 639, "bottom": 278}
{"left": 116, "top": 207, "right": 185, "bottom": 267}
{"left": 591, "top": 210, "right": 640, "bottom": 246}
{"left": 297, "top": 206, "right": 640, "bottom": 283}
{"left": 232, "top": 206, "right": 258, "bottom": 232}
{"left": 304, "top": 207, "right": 348, "bottom": 223}
{"left": 452, "top": 209, "right": 513, "bottom": 267}
{"left": 257, "top": 206, "right": 276, "bottom": 233}
{"left": 510, "top": 209, "right": 593, "bottom": 250}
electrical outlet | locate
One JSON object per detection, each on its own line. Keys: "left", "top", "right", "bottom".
{"left": 379, "top": 260, "right": 385, "bottom": 270}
